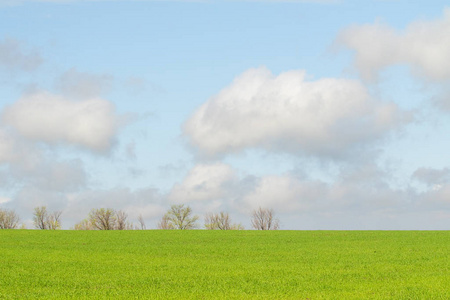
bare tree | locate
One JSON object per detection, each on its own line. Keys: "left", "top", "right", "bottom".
{"left": 205, "top": 212, "right": 242, "bottom": 230}
{"left": 205, "top": 212, "right": 244, "bottom": 230}
{"left": 47, "top": 211, "right": 62, "bottom": 230}
{"left": 0, "top": 208, "right": 20, "bottom": 229}
{"left": 251, "top": 207, "right": 280, "bottom": 230}
{"left": 115, "top": 210, "right": 129, "bottom": 230}
{"left": 73, "top": 219, "right": 94, "bottom": 230}
{"left": 204, "top": 213, "right": 219, "bottom": 230}
{"left": 33, "top": 206, "right": 48, "bottom": 229}
{"left": 159, "top": 204, "right": 198, "bottom": 230}
{"left": 33, "top": 206, "right": 62, "bottom": 230}
{"left": 137, "top": 214, "right": 146, "bottom": 230}
{"left": 230, "top": 223, "right": 245, "bottom": 230}
{"left": 88, "top": 208, "right": 116, "bottom": 230}
{"left": 157, "top": 214, "right": 174, "bottom": 230}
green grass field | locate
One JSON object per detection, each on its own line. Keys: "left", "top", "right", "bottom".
{"left": 0, "top": 230, "right": 449, "bottom": 299}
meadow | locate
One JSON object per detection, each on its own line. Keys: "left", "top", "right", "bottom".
{"left": 0, "top": 230, "right": 449, "bottom": 299}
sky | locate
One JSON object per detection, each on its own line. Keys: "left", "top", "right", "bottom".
{"left": 1, "top": 0, "right": 450, "bottom": 229}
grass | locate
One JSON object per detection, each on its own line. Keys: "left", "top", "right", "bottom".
{"left": 0, "top": 230, "right": 449, "bottom": 299}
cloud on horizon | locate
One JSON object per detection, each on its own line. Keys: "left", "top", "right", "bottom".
{"left": 163, "top": 162, "right": 450, "bottom": 229}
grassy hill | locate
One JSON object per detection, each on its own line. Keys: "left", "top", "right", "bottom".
{"left": 0, "top": 230, "right": 449, "bottom": 299}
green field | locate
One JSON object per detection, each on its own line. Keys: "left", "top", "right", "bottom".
{"left": 0, "top": 230, "right": 449, "bottom": 299}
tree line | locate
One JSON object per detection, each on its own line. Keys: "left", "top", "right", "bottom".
{"left": 0, "top": 205, "right": 280, "bottom": 230}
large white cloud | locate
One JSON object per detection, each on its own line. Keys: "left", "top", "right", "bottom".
{"left": 337, "top": 8, "right": 450, "bottom": 82}
{"left": 184, "top": 67, "right": 408, "bottom": 159}
{"left": 2, "top": 92, "right": 121, "bottom": 152}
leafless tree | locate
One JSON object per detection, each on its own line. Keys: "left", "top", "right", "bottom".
{"left": 88, "top": 208, "right": 116, "bottom": 230}
{"left": 251, "top": 207, "right": 280, "bottom": 230}
{"left": 157, "top": 214, "right": 174, "bottom": 229}
{"left": 33, "top": 206, "right": 48, "bottom": 229}
{"left": 230, "top": 223, "right": 245, "bottom": 230}
{"left": 159, "top": 204, "right": 198, "bottom": 230}
{"left": 0, "top": 208, "right": 20, "bottom": 229}
{"left": 115, "top": 210, "right": 130, "bottom": 230}
{"left": 204, "top": 212, "right": 229, "bottom": 230}
{"left": 33, "top": 206, "right": 62, "bottom": 230}
{"left": 47, "top": 211, "right": 62, "bottom": 230}
{"left": 137, "top": 214, "right": 146, "bottom": 230}
{"left": 205, "top": 212, "right": 245, "bottom": 230}
{"left": 73, "top": 219, "right": 94, "bottom": 230}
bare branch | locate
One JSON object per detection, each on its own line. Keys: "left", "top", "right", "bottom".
{"left": 73, "top": 219, "right": 94, "bottom": 230}
{"left": 160, "top": 204, "right": 198, "bottom": 230}
{"left": 115, "top": 210, "right": 129, "bottom": 230}
{"left": 33, "top": 206, "right": 48, "bottom": 230}
{"left": 157, "top": 214, "right": 174, "bottom": 230}
{"left": 47, "top": 211, "right": 62, "bottom": 230}
{"left": 89, "top": 208, "right": 116, "bottom": 230}
{"left": 251, "top": 207, "right": 280, "bottom": 230}
{"left": 0, "top": 208, "right": 20, "bottom": 229}
{"left": 204, "top": 212, "right": 234, "bottom": 230}
{"left": 137, "top": 214, "right": 146, "bottom": 230}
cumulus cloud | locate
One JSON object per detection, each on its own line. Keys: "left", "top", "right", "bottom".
{"left": 242, "top": 175, "right": 327, "bottom": 213}
{"left": 337, "top": 8, "right": 450, "bottom": 82}
{"left": 18, "top": 159, "right": 87, "bottom": 192}
{"left": 55, "top": 68, "right": 113, "bottom": 99}
{"left": 0, "top": 38, "right": 42, "bottom": 72}
{"left": 0, "top": 128, "right": 44, "bottom": 170}
{"left": 168, "top": 163, "right": 236, "bottom": 204}
{"left": 2, "top": 91, "right": 121, "bottom": 152}
{"left": 166, "top": 162, "right": 449, "bottom": 229}
{"left": 184, "top": 67, "right": 408, "bottom": 159}
{"left": 420, "top": 182, "right": 450, "bottom": 206}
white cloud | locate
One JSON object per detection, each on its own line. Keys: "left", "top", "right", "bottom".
{"left": 166, "top": 163, "right": 450, "bottom": 229}
{"left": 0, "top": 38, "right": 42, "bottom": 72}
{"left": 55, "top": 68, "right": 113, "bottom": 99}
{"left": 2, "top": 91, "right": 121, "bottom": 152}
{"left": 337, "top": 8, "right": 450, "bottom": 82}
{"left": 184, "top": 67, "right": 408, "bottom": 159}
{"left": 242, "top": 175, "right": 326, "bottom": 213}
{"left": 0, "top": 128, "right": 44, "bottom": 170}
{"left": 168, "top": 163, "right": 236, "bottom": 203}
{"left": 0, "top": 129, "right": 17, "bottom": 164}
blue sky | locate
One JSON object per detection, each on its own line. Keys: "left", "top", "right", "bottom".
{"left": 1, "top": 0, "right": 450, "bottom": 229}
